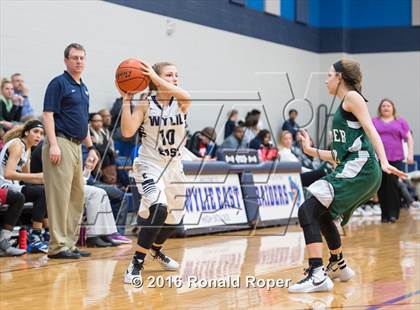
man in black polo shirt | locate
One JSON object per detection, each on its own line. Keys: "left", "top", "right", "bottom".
{"left": 42, "top": 43, "right": 99, "bottom": 259}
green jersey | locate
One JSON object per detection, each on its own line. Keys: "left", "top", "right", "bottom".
{"left": 308, "top": 101, "right": 382, "bottom": 225}
{"left": 330, "top": 103, "right": 376, "bottom": 164}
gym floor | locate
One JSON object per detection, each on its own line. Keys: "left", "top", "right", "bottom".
{"left": 1, "top": 209, "right": 419, "bottom": 309}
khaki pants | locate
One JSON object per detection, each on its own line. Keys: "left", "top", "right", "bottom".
{"left": 42, "top": 137, "right": 85, "bottom": 255}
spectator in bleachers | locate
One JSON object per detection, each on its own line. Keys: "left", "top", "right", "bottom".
{"left": 282, "top": 109, "right": 300, "bottom": 141}
{"left": 187, "top": 127, "right": 218, "bottom": 159}
{"left": 0, "top": 78, "right": 23, "bottom": 129}
{"left": 0, "top": 188, "right": 27, "bottom": 256}
{"left": 249, "top": 129, "right": 278, "bottom": 161}
{"left": 110, "top": 97, "right": 122, "bottom": 130}
{"left": 373, "top": 98, "right": 415, "bottom": 223}
{"left": 82, "top": 185, "right": 122, "bottom": 247}
{"left": 279, "top": 130, "right": 320, "bottom": 171}
{"left": 11, "top": 73, "right": 34, "bottom": 121}
{"left": 98, "top": 109, "right": 114, "bottom": 150}
{"left": 242, "top": 112, "right": 260, "bottom": 146}
{"left": 0, "top": 120, "right": 48, "bottom": 253}
{"left": 278, "top": 131, "right": 307, "bottom": 167}
{"left": 249, "top": 129, "right": 270, "bottom": 150}
{"left": 89, "top": 112, "right": 117, "bottom": 184}
{"left": 399, "top": 179, "right": 420, "bottom": 209}
{"left": 109, "top": 96, "right": 138, "bottom": 157}
{"left": 252, "top": 109, "right": 264, "bottom": 131}
{"left": 224, "top": 109, "right": 238, "bottom": 139}
{"left": 220, "top": 122, "right": 247, "bottom": 150}
{"left": 82, "top": 142, "right": 130, "bottom": 239}
{"left": 278, "top": 130, "right": 326, "bottom": 187}
{"left": 89, "top": 178, "right": 131, "bottom": 240}
{"left": 98, "top": 108, "right": 132, "bottom": 186}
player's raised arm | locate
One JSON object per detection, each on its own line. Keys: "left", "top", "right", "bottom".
{"left": 115, "top": 83, "right": 147, "bottom": 138}
{"left": 140, "top": 61, "right": 191, "bottom": 113}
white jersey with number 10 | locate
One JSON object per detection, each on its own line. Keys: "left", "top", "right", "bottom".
{"left": 137, "top": 95, "right": 187, "bottom": 166}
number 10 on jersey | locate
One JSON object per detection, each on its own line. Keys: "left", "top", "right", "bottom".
{"left": 159, "top": 129, "right": 178, "bottom": 157}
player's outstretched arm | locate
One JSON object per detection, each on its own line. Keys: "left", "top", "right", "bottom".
{"left": 345, "top": 91, "right": 407, "bottom": 178}
{"left": 116, "top": 83, "right": 148, "bottom": 138}
{"left": 140, "top": 61, "right": 191, "bottom": 113}
{"left": 298, "top": 130, "right": 335, "bottom": 163}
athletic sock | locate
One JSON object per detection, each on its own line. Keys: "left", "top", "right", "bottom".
{"left": 308, "top": 257, "right": 323, "bottom": 268}
{"left": 330, "top": 252, "right": 346, "bottom": 269}
{"left": 151, "top": 244, "right": 162, "bottom": 256}
{"left": 330, "top": 252, "right": 343, "bottom": 261}
{"left": 134, "top": 251, "right": 146, "bottom": 262}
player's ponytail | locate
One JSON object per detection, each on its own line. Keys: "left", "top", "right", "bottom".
{"left": 3, "top": 125, "right": 24, "bottom": 143}
{"left": 333, "top": 59, "right": 366, "bottom": 101}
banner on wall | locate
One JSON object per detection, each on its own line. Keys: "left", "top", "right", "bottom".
{"left": 182, "top": 173, "right": 249, "bottom": 230}
{"left": 253, "top": 172, "right": 303, "bottom": 223}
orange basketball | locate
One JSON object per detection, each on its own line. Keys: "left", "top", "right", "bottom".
{"left": 115, "top": 58, "right": 150, "bottom": 93}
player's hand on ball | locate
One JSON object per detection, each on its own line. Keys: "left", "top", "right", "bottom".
{"left": 139, "top": 61, "right": 159, "bottom": 81}
{"left": 115, "top": 80, "right": 135, "bottom": 102}
{"left": 381, "top": 162, "right": 407, "bottom": 179}
{"left": 115, "top": 80, "right": 126, "bottom": 97}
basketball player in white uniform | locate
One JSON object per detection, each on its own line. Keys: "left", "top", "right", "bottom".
{"left": 117, "top": 61, "right": 191, "bottom": 285}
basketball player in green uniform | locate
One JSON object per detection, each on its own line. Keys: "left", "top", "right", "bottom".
{"left": 288, "top": 59, "right": 406, "bottom": 293}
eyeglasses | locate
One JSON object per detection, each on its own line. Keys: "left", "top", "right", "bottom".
{"left": 91, "top": 119, "right": 102, "bottom": 122}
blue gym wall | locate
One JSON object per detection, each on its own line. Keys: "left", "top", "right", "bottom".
{"left": 243, "top": 0, "right": 412, "bottom": 28}
{"left": 104, "top": 0, "right": 420, "bottom": 53}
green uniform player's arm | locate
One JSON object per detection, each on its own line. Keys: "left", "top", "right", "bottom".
{"left": 298, "top": 129, "right": 336, "bottom": 164}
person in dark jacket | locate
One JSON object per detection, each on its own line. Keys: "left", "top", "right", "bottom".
{"left": 0, "top": 79, "right": 23, "bottom": 129}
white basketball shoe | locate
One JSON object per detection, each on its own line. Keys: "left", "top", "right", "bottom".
{"left": 326, "top": 256, "right": 355, "bottom": 282}
{"left": 150, "top": 249, "right": 179, "bottom": 271}
{"left": 288, "top": 266, "right": 334, "bottom": 293}
{"left": 124, "top": 257, "right": 144, "bottom": 286}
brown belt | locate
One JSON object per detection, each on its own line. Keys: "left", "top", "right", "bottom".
{"left": 56, "top": 132, "right": 82, "bottom": 145}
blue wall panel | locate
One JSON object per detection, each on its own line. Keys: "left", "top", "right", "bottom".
{"left": 309, "top": 0, "right": 344, "bottom": 27}
{"left": 309, "top": 0, "right": 412, "bottom": 28}
{"left": 296, "top": 0, "right": 309, "bottom": 24}
{"left": 343, "top": 0, "right": 411, "bottom": 28}
{"left": 246, "top": 0, "right": 264, "bottom": 12}
{"left": 281, "top": 0, "right": 296, "bottom": 21}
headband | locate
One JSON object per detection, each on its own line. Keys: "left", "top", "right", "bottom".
{"left": 25, "top": 121, "right": 44, "bottom": 132}
{"left": 333, "top": 60, "right": 344, "bottom": 73}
